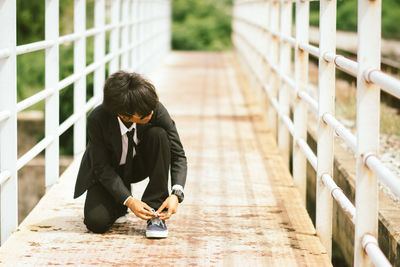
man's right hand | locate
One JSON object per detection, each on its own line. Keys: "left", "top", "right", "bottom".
{"left": 126, "top": 197, "right": 155, "bottom": 220}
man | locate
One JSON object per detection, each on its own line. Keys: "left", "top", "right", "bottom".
{"left": 73, "top": 71, "right": 187, "bottom": 239}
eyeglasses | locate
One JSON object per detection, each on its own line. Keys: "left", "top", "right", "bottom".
{"left": 122, "top": 110, "right": 153, "bottom": 120}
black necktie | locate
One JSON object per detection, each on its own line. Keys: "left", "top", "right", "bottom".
{"left": 124, "top": 128, "right": 136, "bottom": 178}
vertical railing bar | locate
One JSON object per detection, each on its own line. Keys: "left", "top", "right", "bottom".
{"left": 132, "top": 0, "right": 139, "bottom": 72}
{"left": 120, "top": 0, "right": 129, "bottom": 69}
{"left": 133, "top": 0, "right": 139, "bottom": 72}
{"left": 316, "top": 0, "right": 336, "bottom": 257}
{"left": 109, "top": 0, "right": 120, "bottom": 73}
{"left": 73, "top": 0, "right": 87, "bottom": 156}
{"left": 293, "top": 0, "right": 309, "bottom": 204}
{"left": 268, "top": 0, "right": 279, "bottom": 140}
{"left": 260, "top": 0, "right": 271, "bottom": 117}
{"left": 354, "top": 0, "right": 382, "bottom": 264}
{"left": 94, "top": 0, "right": 105, "bottom": 101}
{"left": 0, "top": 0, "right": 18, "bottom": 245}
{"left": 278, "top": 0, "right": 292, "bottom": 168}
{"left": 129, "top": 0, "right": 135, "bottom": 71}
{"left": 137, "top": 0, "right": 142, "bottom": 73}
{"left": 45, "top": 0, "right": 60, "bottom": 189}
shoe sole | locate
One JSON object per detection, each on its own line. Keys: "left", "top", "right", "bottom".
{"left": 146, "top": 230, "right": 168, "bottom": 239}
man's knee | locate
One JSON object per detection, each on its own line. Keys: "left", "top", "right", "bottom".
{"left": 84, "top": 207, "right": 113, "bottom": 234}
{"left": 147, "top": 127, "right": 168, "bottom": 142}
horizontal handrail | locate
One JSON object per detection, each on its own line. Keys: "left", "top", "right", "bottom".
{"left": 16, "top": 88, "right": 55, "bottom": 112}
{"left": 58, "top": 95, "right": 101, "bottom": 136}
{"left": 365, "top": 69, "right": 400, "bottom": 99}
{"left": 322, "top": 113, "right": 357, "bottom": 153}
{"left": 236, "top": 14, "right": 400, "bottom": 103}
{"left": 364, "top": 154, "right": 400, "bottom": 200}
{"left": 297, "top": 138, "right": 317, "bottom": 170}
{"left": 58, "top": 73, "right": 82, "bottom": 91}
{"left": 321, "top": 174, "right": 355, "bottom": 223}
{"left": 324, "top": 53, "right": 358, "bottom": 77}
{"left": 16, "top": 135, "right": 54, "bottom": 171}
{"left": 234, "top": 16, "right": 321, "bottom": 58}
{"left": 298, "top": 91, "right": 318, "bottom": 115}
{"left": 16, "top": 40, "right": 56, "bottom": 55}
{"left": 298, "top": 42, "right": 319, "bottom": 58}
{"left": 362, "top": 235, "right": 392, "bottom": 267}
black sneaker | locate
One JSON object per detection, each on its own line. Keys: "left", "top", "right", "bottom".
{"left": 146, "top": 217, "right": 168, "bottom": 238}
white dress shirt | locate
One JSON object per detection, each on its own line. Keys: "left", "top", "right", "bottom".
{"left": 117, "top": 117, "right": 184, "bottom": 206}
{"left": 117, "top": 117, "right": 138, "bottom": 165}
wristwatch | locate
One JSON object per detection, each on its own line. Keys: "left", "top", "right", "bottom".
{"left": 171, "top": 189, "right": 184, "bottom": 203}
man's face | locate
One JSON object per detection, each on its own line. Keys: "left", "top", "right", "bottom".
{"left": 118, "top": 110, "right": 153, "bottom": 124}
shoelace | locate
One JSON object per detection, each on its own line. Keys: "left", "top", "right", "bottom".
{"left": 149, "top": 217, "right": 162, "bottom": 226}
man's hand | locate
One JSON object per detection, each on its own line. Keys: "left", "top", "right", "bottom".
{"left": 156, "top": 195, "right": 179, "bottom": 220}
{"left": 126, "top": 197, "right": 156, "bottom": 220}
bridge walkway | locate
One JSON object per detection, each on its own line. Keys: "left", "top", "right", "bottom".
{"left": 0, "top": 51, "right": 331, "bottom": 266}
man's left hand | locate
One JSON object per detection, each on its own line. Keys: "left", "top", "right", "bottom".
{"left": 156, "top": 195, "right": 179, "bottom": 220}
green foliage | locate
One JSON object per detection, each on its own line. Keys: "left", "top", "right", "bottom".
{"left": 17, "top": 0, "right": 45, "bottom": 45}
{"left": 172, "top": 0, "right": 232, "bottom": 51}
{"left": 310, "top": 0, "right": 400, "bottom": 40}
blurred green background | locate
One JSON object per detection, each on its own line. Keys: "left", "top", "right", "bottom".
{"left": 16, "top": 0, "right": 400, "bottom": 155}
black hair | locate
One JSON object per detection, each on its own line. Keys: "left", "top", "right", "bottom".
{"left": 102, "top": 71, "right": 159, "bottom": 117}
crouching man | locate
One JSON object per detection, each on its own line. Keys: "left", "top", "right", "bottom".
{"left": 73, "top": 71, "right": 187, "bottom": 238}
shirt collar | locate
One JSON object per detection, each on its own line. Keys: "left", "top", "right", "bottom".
{"left": 117, "top": 117, "right": 136, "bottom": 136}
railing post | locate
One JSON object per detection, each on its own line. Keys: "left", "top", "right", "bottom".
{"left": 293, "top": 0, "right": 309, "bottom": 204}
{"left": 132, "top": 0, "right": 139, "bottom": 72}
{"left": 121, "top": 0, "right": 129, "bottom": 70}
{"left": 109, "top": 0, "right": 120, "bottom": 73}
{"left": 0, "top": 0, "right": 17, "bottom": 245}
{"left": 45, "top": 0, "right": 60, "bottom": 189}
{"left": 260, "top": 0, "right": 271, "bottom": 116}
{"left": 130, "top": 0, "right": 136, "bottom": 72}
{"left": 94, "top": 0, "right": 105, "bottom": 98}
{"left": 167, "top": 0, "right": 172, "bottom": 53}
{"left": 354, "top": 0, "right": 381, "bottom": 264}
{"left": 316, "top": 0, "right": 336, "bottom": 257}
{"left": 268, "top": 0, "right": 279, "bottom": 140}
{"left": 74, "top": 0, "right": 86, "bottom": 156}
{"left": 278, "top": 0, "right": 292, "bottom": 168}
{"left": 137, "top": 0, "right": 143, "bottom": 72}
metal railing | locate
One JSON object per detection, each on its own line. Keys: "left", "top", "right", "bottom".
{"left": 233, "top": 0, "right": 400, "bottom": 266}
{"left": 0, "top": 0, "right": 171, "bottom": 245}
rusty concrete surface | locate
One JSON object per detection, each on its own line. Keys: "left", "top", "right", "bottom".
{"left": 0, "top": 52, "right": 331, "bottom": 266}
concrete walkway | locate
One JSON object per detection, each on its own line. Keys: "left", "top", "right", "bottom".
{"left": 0, "top": 51, "right": 331, "bottom": 266}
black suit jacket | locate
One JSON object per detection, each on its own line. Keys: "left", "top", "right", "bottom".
{"left": 73, "top": 102, "right": 187, "bottom": 204}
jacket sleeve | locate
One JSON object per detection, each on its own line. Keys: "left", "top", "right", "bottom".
{"left": 87, "top": 114, "right": 131, "bottom": 204}
{"left": 152, "top": 102, "right": 188, "bottom": 188}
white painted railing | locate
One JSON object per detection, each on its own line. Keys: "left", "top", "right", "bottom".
{"left": 233, "top": 0, "right": 399, "bottom": 266}
{"left": 0, "top": 0, "right": 171, "bottom": 245}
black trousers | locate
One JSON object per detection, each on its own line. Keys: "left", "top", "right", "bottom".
{"left": 83, "top": 126, "right": 171, "bottom": 233}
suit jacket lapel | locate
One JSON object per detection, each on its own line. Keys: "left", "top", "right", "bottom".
{"left": 108, "top": 115, "right": 122, "bottom": 166}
